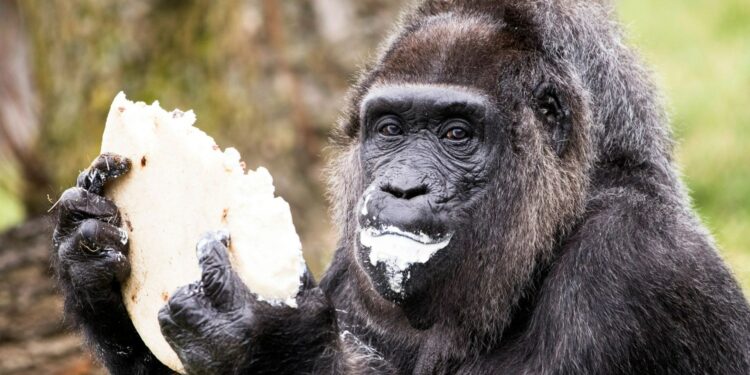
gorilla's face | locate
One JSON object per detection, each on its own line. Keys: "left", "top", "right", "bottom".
{"left": 356, "top": 84, "right": 498, "bottom": 302}
{"left": 335, "top": 14, "right": 589, "bottom": 326}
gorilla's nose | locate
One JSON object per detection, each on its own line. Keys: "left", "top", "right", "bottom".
{"left": 380, "top": 181, "right": 428, "bottom": 200}
{"left": 358, "top": 177, "right": 446, "bottom": 236}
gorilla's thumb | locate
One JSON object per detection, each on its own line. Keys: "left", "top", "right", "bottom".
{"left": 196, "top": 230, "right": 242, "bottom": 310}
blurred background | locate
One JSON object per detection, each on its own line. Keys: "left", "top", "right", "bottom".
{"left": 0, "top": 0, "right": 747, "bottom": 373}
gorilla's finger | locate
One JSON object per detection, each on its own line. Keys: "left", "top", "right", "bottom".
{"left": 56, "top": 187, "right": 121, "bottom": 231}
{"left": 196, "top": 230, "right": 248, "bottom": 311}
{"left": 73, "top": 219, "right": 128, "bottom": 255}
{"left": 158, "top": 310, "right": 214, "bottom": 375}
{"left": 158, "top": 305, "right": 184, "bottom": 347}
{"left": 162, "top": 283, "right": 213, "bottom": 331}
{"left": 58, "top": 219, "right": 130, "bottom": 283}
{"left": 76, "top": 153, "right": 131, "bottom": 195}
{"left": 105, "top": 248, "right": 131, "bottom": 283}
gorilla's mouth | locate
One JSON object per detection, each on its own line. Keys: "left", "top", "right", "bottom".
{"left": 359, "top": 226, "right": 453, "bottom": 294}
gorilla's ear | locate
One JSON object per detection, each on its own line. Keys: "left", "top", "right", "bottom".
{"left": 532, "top": 82, "right": 572, "bottom": 156}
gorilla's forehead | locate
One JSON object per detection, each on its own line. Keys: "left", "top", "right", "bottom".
{"left": 411, "top": 13, "right": 500, "bottom": 42}
{"left": 360, "top": 83, "right": 491, "bottom": 122}
{"left": 376, "top": 13, "right": 536, "bottom": 94}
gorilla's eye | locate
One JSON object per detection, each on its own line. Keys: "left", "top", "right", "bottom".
{"left": 443, "top": 121, "right": 471, "bottom": 141}
{"left": 377, "top": 117, "right": 404, "bottom": 137}
{"left": 445, "top": 128, "right": 468, "bottom": 140}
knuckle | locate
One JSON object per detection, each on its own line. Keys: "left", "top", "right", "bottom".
{"left": 94, "top": 197, "right": 121, "bottom": 221}
{"left": 76, "top": 219, "right": 128, "bottom": 255}
{"left": 203, "top": 280, "right": 232, "bottom": 307}
{"left": 202, "top": 265, "right": 226, "bottom": 285}
{"left": 158, "top": 304, "right": 176, "bottom": 326}
{"left": 59, "top": 187, "right": 85, "bottom": 210}
{"left": 78, "top": 218, "right": 101, "bottom": 242}
{"left": 168, "top": 285, "right": 197, "bottom": 311}
{"left": 58, "top": 188, "right": 119, "bottom": 219}
{"left": 165, "top": 283, "right": 215, "bottom": 327}
{"left": 75, "top": 169, "right": 90, "bottom": 188}
{"left": 158, "top": 310, "right": 184, "bottom": 343}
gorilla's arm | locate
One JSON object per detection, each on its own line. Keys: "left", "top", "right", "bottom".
{"left": 471, "top": 185, "right": 750, "bottom": 374}
{"left": 52, "top": 154, "right": 172, "bottom": 374}
{"left": 158, "top": 233, "right": 395, "bottom": 374}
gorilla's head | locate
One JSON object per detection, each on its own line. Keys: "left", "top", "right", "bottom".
{"left": 329, "top": 4, "right": 596, "bottom": 334}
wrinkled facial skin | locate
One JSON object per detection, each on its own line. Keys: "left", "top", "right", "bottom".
{"left": 356, "top": 84, "right": 501, "bottom": 303}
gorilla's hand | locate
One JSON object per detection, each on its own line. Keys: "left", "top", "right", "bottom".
{"left": 52, "top": 153, "right": 169, "bottom": 374}
{"left": 159, "top": 231, "right": 340, "bottom": 375}
{"left": 158, "top": 231, "right": 252, "bottom": 374}
{"left": 53, "top": 153, "right": 131, "bottom": 313}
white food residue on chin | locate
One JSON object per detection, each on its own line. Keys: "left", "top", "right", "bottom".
{"left": 359, "top": 226, "right": 452, "bottom": 294}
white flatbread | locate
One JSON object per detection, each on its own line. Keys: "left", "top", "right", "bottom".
{"left": 100, "top": 92, "right": 305, "bottom": 373}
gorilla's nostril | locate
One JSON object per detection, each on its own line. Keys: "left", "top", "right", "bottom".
{"left": 382, "top": 184, "right": 429, "bottom": 200}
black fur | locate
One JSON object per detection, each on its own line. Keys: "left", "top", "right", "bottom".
{"left": 52, "top": 1, "right": 750, "bottom": 374}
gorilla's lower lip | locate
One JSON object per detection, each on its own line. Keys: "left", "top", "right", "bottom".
{"left": 366, "top": 226, "right": 451, "bottom": 245}
{"left": 359, "top": 226, "right": 453, "bottom": 293}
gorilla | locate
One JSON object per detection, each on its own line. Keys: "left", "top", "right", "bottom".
{"left": 52, "top": 0, "right": 750, "bottom": 374}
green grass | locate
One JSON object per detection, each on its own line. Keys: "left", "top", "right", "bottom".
{"left": 618, "top": 0, "right": 750, "bottom": 293}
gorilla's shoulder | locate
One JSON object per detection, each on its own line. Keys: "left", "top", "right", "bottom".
{"left": 564, "top": 186, "right": 727, "bottom": 279}
{"left": 548, "top": 185, "right": 750, "bottom": 330}
{"left": 523, "top": 185, "right": 750, "bottom": 367}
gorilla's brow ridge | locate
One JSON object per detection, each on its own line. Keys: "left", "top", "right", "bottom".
{"left": 360, "top": 83, "right": 490, "bottom": 126}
